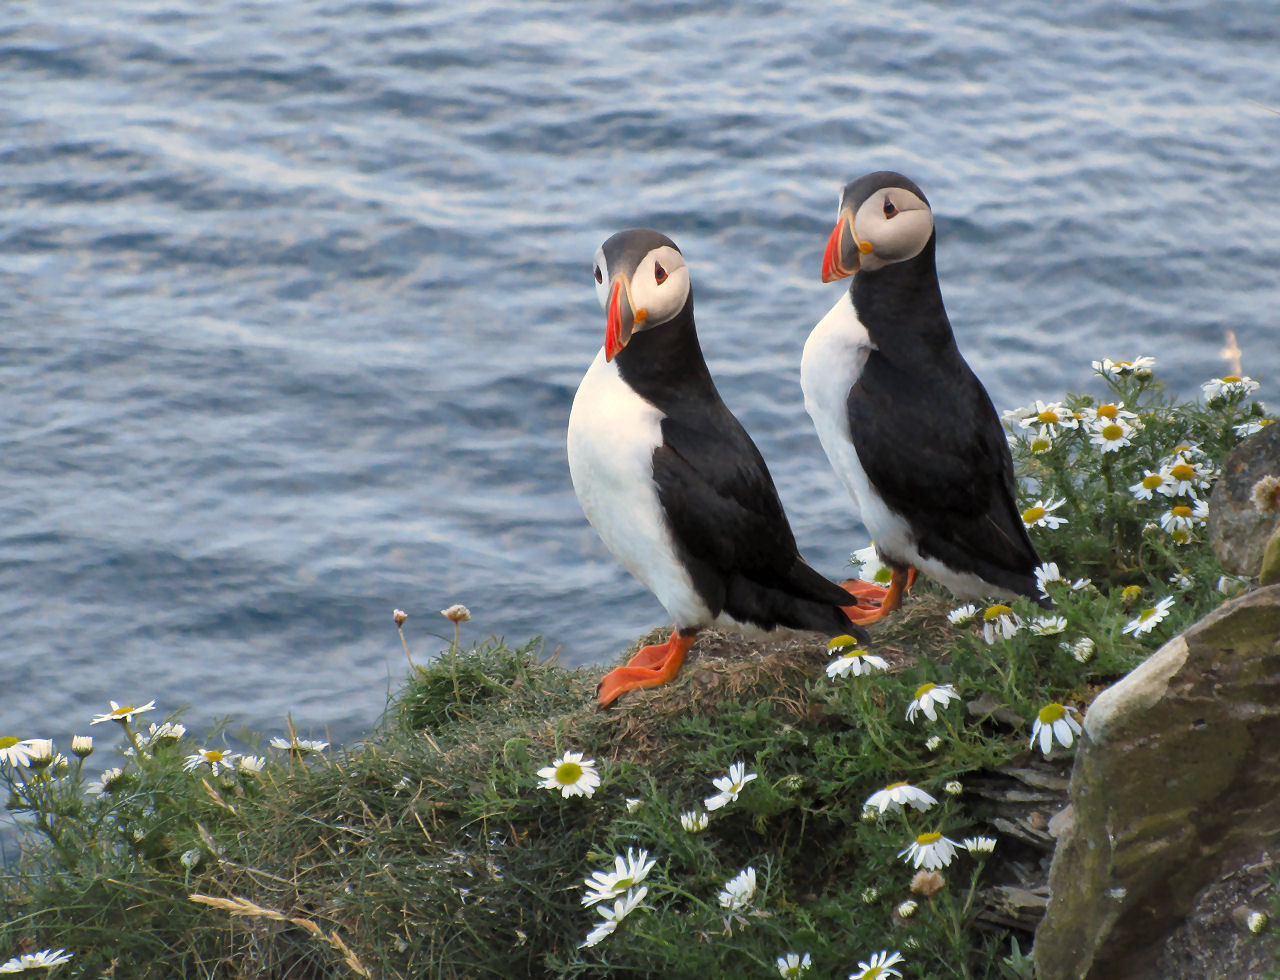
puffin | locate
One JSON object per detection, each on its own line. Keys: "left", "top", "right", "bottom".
{"left": 801, "top": 172, "right": 1044, "bottom": 622}
{"left": 568, "top": 229, "right": 871, "bottom": 706}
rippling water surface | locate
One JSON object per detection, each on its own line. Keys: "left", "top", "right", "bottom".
{"left": 2, "top": 1, "right": 1278, "bottom": 753}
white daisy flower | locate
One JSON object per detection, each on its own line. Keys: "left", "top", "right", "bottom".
{"left": 23, "top": 739, "right": 54, "bottom": 768}
{"left": 1021, "top": 497, "right": 1069, "bottom": 529}
{"left": 1030, "top": 703, "right": 1083, "bottom": 754}
{"left": 1129, "top": 470, "right": 1170, "bottom": 501}
{"left": 1089, "top": 418, "right": 1136, "bottom": 453}
{"left": 718, "top": 866, "right": 757, "bottom": 911}
{"left": 1033, "top": 562, "right": 1062, "bottom": 597}
{"left": 238, "top": 755, "right": 266, "bottom": 774}
{"left": 184, "top": 747, "right": 239, "bottom": 775}
{"left": 1159, "top": 500, "right": 1209, "bottom": 540}
{"left": 582, "top": 848, "right": 656, "bottom": 907}
{"left": 536, "top": 750, "right": 600, "bottom": 798}
{"left": 87, "top": 766, "right": 129, "bottom": 795}
{"left": 963, "top": 836, "right": 997, "bottom": 854}
{"left": 1062, "top": 637, "right": 1095, "bottom": 663}
{"left": 848, "top": 949, "right": 906, "bottom": 980}
{"left": 947, "top": 603, "right": 978, "bottom": 625}
{"left": 269, "top": 736, "right": 330, "bottom": 755}
{"left": 981, "top": 604, "right": 1021, "bottom": 644}
{"left": 90, "top": 699, "right": 157, "bottom": 725}
{"left": 1123, "top": 596, "right": 1175, "bottom": 636}
{"left": 1093, "top": 356, "right": 1155, "bottom": 378}
{"left": 864, "top": 781, "right": 937, "bottom": 814}
{"left": 0, "top": 737, "right": 36, "bottom": 768}
{"left": 142, "top": 721, "right": 187, "bottom": 746}
{"left": 704, "top": 761, "right": 757, "bottom": 811}
{"left": 1161, "top": 458, "right": 1215, "bottom": 498}
{"left": 1029, "top": 615, "right": 1068, "bottom": 636}
{"left": 906, "top": 683, "right": 960, "bottom": 723}
{"left": 0, "top": 948, "right": 74, "bottom": 973}
{"left": 1217, "top": 575, "right": 1248, "bottom": 595}
{"left": 71, "top": 735, "right": 94, "bottom": 758}
{"left": 679, "top": 810, "right": 709, "bottom": 833}
{"left": 1234, "top": 419, "right": 1274, "bottom": 437}
{"left": 579, "top": 885, "right": 647, "bottom": 948}
{"left": 851, "top": 544, "right": 892, "bottom": 586}
{"left": 1169, "top": 571, "right": 1193, "bottom": 590}
{"left": 1202, "top": 375, "right": 1260, "bottom": 400}
{"left": 1083, "top": 401, "right": 1140, "bottom": 426}
{"left": 825, "top": 636, "right": 889, "bottom": 678}
{"left": 899, "top": 831, "right": 960, "bottom": 870}
{"left": 776, "top": 952, "right": 812, "bottom": 978}
{"left": 1019, "top": 400, "right": 1078, "bottom": 438}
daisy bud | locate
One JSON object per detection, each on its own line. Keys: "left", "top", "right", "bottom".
{"left": 944, "top": 780, "right": 963, "bottom": 795}
{"left": 1247, "top": 911, "right": 1269, "bottom": 933}
{"left": 896, "top": 899, "right": 918, "bottom": 918}
{"left": 925, "top": 735, "right": 942, "bottom": 751}
{"left": 393, "top": 608, "right": 408, "bottom": 627}
{"left": 71, "top": 735, "right": 94, "bottom": 758}
{"left": 441, "top": 604, "right": 472, "bottom": 623}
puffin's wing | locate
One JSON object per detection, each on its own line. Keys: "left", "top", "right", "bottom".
{"left": 651, "top": 413, "right": 860, "bottom": 632}
{"left": 849, "top": 362, "right": 1039, "bottom": 593}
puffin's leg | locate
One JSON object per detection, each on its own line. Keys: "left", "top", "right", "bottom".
{"left": 839, "top": 567, "right": 913, "bottom": 624}
{"left": 597, "top": 630, "right": 699, "bottom": 707}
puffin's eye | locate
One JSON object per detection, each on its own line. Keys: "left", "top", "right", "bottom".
{"left": 883, "top": 198, "right": 898, "bottom": 218}
{"left": 653, "top": 260, "right": 668, "bottom": 285}
{"left": 593, "top": 265, "right": 603, "bottom": 284}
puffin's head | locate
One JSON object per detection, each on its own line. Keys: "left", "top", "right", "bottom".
{"left": 592, "top": 229, "right": 691, "bottom": 361}
{"left": 821, "top": 172, "right": 934, "bottom": 282}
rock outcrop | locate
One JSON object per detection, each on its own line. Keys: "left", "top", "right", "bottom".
{"left": 1034, "top": 586, "right": 1280, "bottom": 980}
{"left": 1208, "top": 423, "right": 1280, "bottom": 577}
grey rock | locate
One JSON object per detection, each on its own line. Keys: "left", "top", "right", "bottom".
{"left": 1208, "top": 424, "right": 1280, "bottom": 575}
{"left": 1034, "top": 586, "right": 1280, "bottom": 980}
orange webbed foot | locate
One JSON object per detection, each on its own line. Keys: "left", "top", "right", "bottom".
{"left": 838, "top": 568, "right": 914, "bottom": 625}
{"left": 597, "top": 631, "right": 698, "bottom": 707}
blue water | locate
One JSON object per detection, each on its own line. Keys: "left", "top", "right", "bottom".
{"left": 2, "top": 1, "right": 1278, "bottom": 755}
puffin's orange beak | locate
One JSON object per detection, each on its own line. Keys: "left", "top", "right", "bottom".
{"left": 605, "top": 275, "right": 637, "bottom": 361}
{"left": 821, "top": 208, "right": 867, "bottom": 283}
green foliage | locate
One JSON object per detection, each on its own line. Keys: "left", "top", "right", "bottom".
{"left": 1, "top": 362, "right": 1275, "bottom": 978}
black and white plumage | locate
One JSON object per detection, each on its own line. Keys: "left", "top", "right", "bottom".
{"left": 802, "top": 172, "right": 1043, "bottom": 613}
{"left": 568, "top": 229, "right": 869, "bottom": 705}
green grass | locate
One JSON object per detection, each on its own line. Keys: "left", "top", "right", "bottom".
{"left": 2, "top": 362, "right": 1276, "bottom": 979}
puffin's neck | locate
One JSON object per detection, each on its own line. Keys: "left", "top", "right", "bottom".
{"left": 851, "top": 235, "right": 956, "bottom": 365}
{"left": 613, "top": 294, "right": 717, "bottom": 406}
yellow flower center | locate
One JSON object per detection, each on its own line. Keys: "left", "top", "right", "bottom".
{"left": 555, "top": 762, "right": 583, "bottom": 785}
{"left": 1171, "top": 529, "right": 1190, "bottom": 543}
{"left": 1138, "top": 606, "right": 1157, "bottom": 622}
{"left": 873, "top": 567, "right": 892, "bottom": 585}
{"left": 205, "top": 750, "right": 224, "bottom": 763}
{"left": 1173, "top": 444, "right": 1193, "bottom": 454}
{"left": 0, "top": 736, "right": 19, "bottom": 750}
{"left": 885, "top": 781, "right": 908, "bottom": 790}
{"left": 1031, "top": 438, "right": 1051, "bottom": 453}
{"left": 864, "top": 969, "right": 883, "bottom": 980}
{"left": 1141, "top": 474, "right": 1163, "bottom": 489}
{"left": 1097, "top": 404, "right": 1118, "bottom": 419}
{"left": 1101, "top": 423, "right": 1124, "bottom": 440}
{"left": 1172, "top": 505, "right": 1192, "bottom": 518}
{"left": 1221, "top": 375, "right": 1241, "bottom": 383}
{"left": 983, "top": 604, "right": 1012, "bottom": 621}
{"left": 1114, "top": 360, "right": 1133, "bottom": 367}
{"left": 916, "top": 831, "right": 943, "bottom": 845}
{"left": 1170, "top": 463, "right": 1196, "bottom": 481}
{"left": 913, "top": 682, "right": 937, "bottom": 699}
{"left": 1036, "top": 409, "right": 1060, "bottom": 424}
{"left": 1022, "top": 505, "right": 1046, "bottom": 524}
{"left": 1122, "top": 585, "right": 1142, "bottom": 600}
{"left": 827, "top": 634, "right": 858, "bottom": 652}
{"left": 1038, "top": 703, "right": 1066, "bottom": 724}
